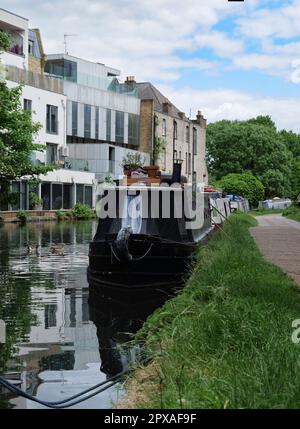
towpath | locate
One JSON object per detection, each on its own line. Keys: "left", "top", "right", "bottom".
{"left": 250, "top": 214, "right": 300, "bottom": 284}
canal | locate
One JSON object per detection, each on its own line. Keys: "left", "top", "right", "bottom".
{"left": 0, "top": 221, "right": 166, "bottom": 409}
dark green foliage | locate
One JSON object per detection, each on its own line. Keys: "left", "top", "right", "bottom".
{"left": 215, "top": 173, "right": 265, "bottom": 206}
{"left": 206, "top": 116, "right": 293, "bottom": 198}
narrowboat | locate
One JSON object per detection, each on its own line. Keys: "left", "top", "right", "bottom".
{"left": 87, "top": 163, "right": 215, "bottom": 296}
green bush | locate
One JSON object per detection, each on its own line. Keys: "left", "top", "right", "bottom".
{"left": 216, "top": 173, "right": 265, "bottom": 207}
{"left": 55, "top": 210, "right": 67, "bottom": 221}
{"left": 17, "top": 210, "right": 28, "bottom": 224}
{"left": 72, "top": 203, "right": 95, "bottom": 220}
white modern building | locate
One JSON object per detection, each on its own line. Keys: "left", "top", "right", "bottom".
{"left": 44, "top": 54, "right": 150, "bottom": 181}
{"left": 0, "top": 8, "right": 96, "bottom": 211}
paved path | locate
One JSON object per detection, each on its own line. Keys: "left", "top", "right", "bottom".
{"left": 250, "top": 214, "right": 300, "bottom": 284}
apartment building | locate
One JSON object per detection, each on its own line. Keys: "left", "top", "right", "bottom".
{"left": 0, "top": 8, "right": 96, "bottom": 212}
{"left": 44, "top": 54, "right": 150, "bottom": 181}
{"left": 126, "top": 79, "right": 208, "bottom": 185}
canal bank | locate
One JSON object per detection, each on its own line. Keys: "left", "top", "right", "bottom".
{"left": 118, "top": 213, "right": 300, "bottom": 409}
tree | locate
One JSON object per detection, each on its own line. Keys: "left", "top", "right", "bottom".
{"left": 0, "top": 32, "right": 54, "bottom": 207}
{"left": 206, "top": 116, "right": 293, "bottom": 198}
{"left": 215, "top": 173, "right": 265, "bottom": 206}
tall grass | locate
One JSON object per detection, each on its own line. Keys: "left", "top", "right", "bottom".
{"left": 283, "top": 206, "right": 300, "bottom": 223}
{"left": 134, "top": 213, "right": 300, "bottom": 409}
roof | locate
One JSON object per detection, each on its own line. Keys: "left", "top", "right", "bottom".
{"left": 135, "top": 82, "right": 184, "bottom": 120}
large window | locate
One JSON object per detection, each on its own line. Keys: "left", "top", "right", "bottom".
{"left": 76, "top": 184, "right": 93, "bottom": 207}
{"left": 52, "top": 184, "right": 63, "bottom": 210}
{"left": 46, "top": 143, "right": 58, "bottom": 164}
{"left": 106, "top": 109, "right": 111, "bottom": 141}
{"left": 186, "top": 125, "right": 190, "bottom": 143}
{"left": 109, "top": 147, "right": 115, "bottom": 173}
{"left": 63, "top": 184, "right": 72, "bottom": 209}
{"left": 41, "top": 183, "right": 51, "bottom": 210}
{"left": 72, "top": 101, "right": 78, "bottom": 136}
{"left": 95, "top": 107, "right": 99, "bottom": 140}
{"left": 46, "top": 105, "right": 58, "bottom": 134}
{"left": 115, "top": 111, "right": 124, "bottom": 143}
{"left": 193, "top": 127, "right": 197, "bottom": 155}
{"left": 128, "top": 113, "right": 139, "bottom": 146}
{"left": 162, "top": 119, "right": 167, "bottom": 137}
{"left": 24, "top": 99, "right": 32, "bottom": 112}
{"left": 84, "top": 104, "right": 91, "bottom": 139}
{"left": 173, "top": 121, "right": 178, "bottom": 140}
{"left": 45, "top": 59, "right": 77, "bottom": 83}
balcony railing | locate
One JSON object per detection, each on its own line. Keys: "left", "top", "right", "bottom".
{"left": 5, "top": 65, "right": 64, "bottom": 94}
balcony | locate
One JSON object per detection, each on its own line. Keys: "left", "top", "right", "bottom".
{"left": 5, "top": 65, "right": 64, "bottom": 94}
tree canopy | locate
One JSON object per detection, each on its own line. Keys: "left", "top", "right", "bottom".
{"left": 215, "top": 173, "right": 265, "bottom": 206}
{"left": 0, "top": 32, "right": 54, "bottom": 207}
{"left": 206, "top": 116, "right": 295, "bottom": 198}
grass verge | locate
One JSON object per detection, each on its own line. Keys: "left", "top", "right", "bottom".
{"left": 283, "top": 206, "right": 300, "bottom": 223}
{"left": 123, "top": 213, "right": 300, "bottom": 409}
{"left": 249, "top": 208, "right": 284, "bottom": 216}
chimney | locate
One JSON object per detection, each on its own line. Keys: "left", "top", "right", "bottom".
{"left": 125, "top": 76, "right": 136, "bottom": 88}
{"left": 196, "top": 110, "right": 207, "bottom": 129}
{"left": 162, "top": 101, "right": 172, "bottom": 115}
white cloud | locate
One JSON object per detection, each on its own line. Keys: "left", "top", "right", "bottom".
{"left": 0, "top": 0, "right": 257, "bottom": 81}
{"left": 157, "top": 85, "right": 300, "bottom": 132}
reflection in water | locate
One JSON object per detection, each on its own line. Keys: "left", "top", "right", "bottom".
{"left": 0, "top": 221, "right": 168, "bottom": 409}
{"left": 89, "top": 289, "right": 167, "bottom": 378}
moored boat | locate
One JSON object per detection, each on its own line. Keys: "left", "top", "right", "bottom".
{"left": 88, "top": 164, "right": 219, "bottom": 295}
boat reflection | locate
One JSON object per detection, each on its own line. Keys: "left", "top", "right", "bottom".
{"left": 88, "top": 286, "right": 176, "bottom": 378}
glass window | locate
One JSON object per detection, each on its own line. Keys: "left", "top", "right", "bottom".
{"left": 46, "top": 105, "right": 58, "bottom": 134}
{"left": 76, "top": 184, "right": 84, "bottom": 204}
{"left": 128, "top": 113, "right": 139, "bottom": 146}
{"left": 115, "top": 111, "right": 124, "bottom": 143}
{"left": 46, "top": 143, "right": 58, "bottom": 164}
{"left": 72, "top": 102, "right": 78, "bottom": 136}
{"left": 106, "top": 109, "right": 111, "bottom": 141}
{"left": 11, "top": 181, "right": 20, "bottom": 211}
{"left": 63, "top": 184, "right": 72, "bottom": 209}
{"left": 109, "top": 147, "right": 115, "bottom": 173}
{"left": 28, "top": 40, "right": 34, "bottom": 55}
{"left": 95, "top": 107, "right": 99, "bottom": 140}
{"left": 173, "top": 121, "right": 178, "bottom": 140}
{"left": 24, "top": 99, "right": 32, "bottom": 112}
{"left": 162, "top": 119, "right": 167, "bottom": 137}
{"left": 193, "top": 128, "right": 197, "bottom": 155}
{"left": 41, "top": 183, "right": 51, "bottom": 210}
{"left": 84, "top": 104, "right": 91, "bottom": 139}
{"left": 186, "top": 125, "right": 190, "bottom": 143}
{"left": 45, "top": 59, "right": 77, "bottom": 83}
{"left": 188, "top": 153, "right": 192, "bottom": 174}
{"left": 52, "top": 184, "right": 63, "bottom": 210}
{"left": 185, "top": 152, "right": 188, "bottom": 174}
{"left": 84, "top": 186, "right": 93, "bottom": 207}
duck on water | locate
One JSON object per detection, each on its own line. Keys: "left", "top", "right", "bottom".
{"left": 88, "top": 162, "right": 229, "bottom": 296}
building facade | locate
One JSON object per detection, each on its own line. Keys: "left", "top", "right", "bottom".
{"left": 0, "top": 8, "right": 97, "bottom": 211}
{"left": 45, "top": 54, "right": 150, "bottom": 181}
{"left": 130, "top": 80, "right": 208, "bottom": 185}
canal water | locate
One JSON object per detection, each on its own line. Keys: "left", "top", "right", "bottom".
{"left": 0, "top": 221, "right": 166, "bottom": 409}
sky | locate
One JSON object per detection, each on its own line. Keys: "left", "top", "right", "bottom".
{"left": 2, "top": 0, "right": 300, "bottom": 131}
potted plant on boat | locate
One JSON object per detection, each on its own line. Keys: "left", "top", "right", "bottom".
{"left": 121, "top": 152, "right": 145, "bottom": 177}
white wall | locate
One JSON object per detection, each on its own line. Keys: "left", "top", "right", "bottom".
{"left": 7, "top": 80, "right": 67, "bottom": 164}
{"left": 0, "top": 8, "right": 29, "bottom": 69}
{"left": 67, "top": 143, "right": 150, "bottom": 181}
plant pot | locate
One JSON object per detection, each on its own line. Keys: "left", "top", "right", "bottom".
{"left": 144, "top": 165, "right": 159, "bottom": 178}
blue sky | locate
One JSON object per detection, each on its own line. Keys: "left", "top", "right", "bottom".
{"left": 1, "top": 0, "right": 300, "bottom": 131}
